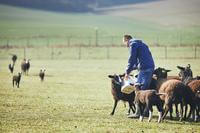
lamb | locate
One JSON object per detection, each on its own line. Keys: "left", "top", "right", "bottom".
{"left": 108, "top": 74, "right": 136, "bottom": 115}
{"left": 8, "top": 63, "right": 14, "bottom": 73}
{"left": 39, "top": 69, "right": 45, "bottom": 82}
{"left": 134, "top": 87, "right": 164, "bottom": 123}
{"left": 12, "top": 72, "right": 22, "bottom": 88}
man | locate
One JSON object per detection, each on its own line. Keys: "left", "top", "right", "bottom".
{"left": 123, "top": 34, "right": 155, "bottom": 118}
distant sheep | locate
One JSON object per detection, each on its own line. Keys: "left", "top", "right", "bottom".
{"left": 21, "top": 59, "right": 30, "bottom": 75}
{"left": 11, "top": 54, "right": 17, "bottom": 65}
{"left": 39, "top": 69, "right": 45, "bottom": 82}
{"left": 13, "top": 72, "right": 22, "bottom": 88}
{"left": 8, "top": 63, "right": 14, "bottom": 73}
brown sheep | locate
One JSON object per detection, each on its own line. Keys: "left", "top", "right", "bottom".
{"left": 187, "top": 80, "right": 200, "bottom": 121}
{"left": 159, "top": 80, "right": 196, "bottom": 121}
{"left": 134, "top": 88, "right": 164, "bottom": 123}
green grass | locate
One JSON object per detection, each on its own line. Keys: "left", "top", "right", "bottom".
{"left": 1, "top": 58, "right": 200, "bottom": 132}
{"left": 0, "top": 4, "right": 200, "bottom": 46}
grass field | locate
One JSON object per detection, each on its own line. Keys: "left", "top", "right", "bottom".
{"left": 1, "top": 58, "right": 200, "bottom": 132}
{"left": 1, "top": 1, "right": 200, "bottom": 132}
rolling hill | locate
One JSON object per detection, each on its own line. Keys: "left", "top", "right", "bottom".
{"left": 96, "top": 0, "right": 200, "bottom": 27}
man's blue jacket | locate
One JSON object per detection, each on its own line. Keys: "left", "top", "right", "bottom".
{"left": 126, "top": 39, "right": 155, "bottom": 74}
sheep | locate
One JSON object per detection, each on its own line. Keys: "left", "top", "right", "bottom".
{"left": 108, "top": 74, "right": 136, "bottom": 115}
{"left": 134, "top": 87, "right": 164, "bottom": 123}
{"left": 21, "top": 59, "right": 26, "bottom": 74}
{"left": 21, "top": 59, "right": 30, "bottom": 75}
{"left": 12, "top": 72, "right": 22, "bottom": 88}
{"left": 11, "top": 54, "right": 17, "bottom": 65}
{"left": 8, "top": 63, "right": 14, "bottom": 73}
{"left": 153, "top": 67, "right": 183, "bottom": 119}
{"left": 39, "top": 69, "right": 45, "bottom": 82}
{"left": 159, "top": 80, "right": 196, "bottom": 121}
{"left": 187, "top": 80, "right": 200, "bottom": 121}
{"left": 177, "top": 64, "right": 194, "bottom": 84}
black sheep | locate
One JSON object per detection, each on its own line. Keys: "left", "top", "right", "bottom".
{"left": 108, "top": 74, "right": 136, "bottom": 115}
{"left": 39, "top": 69, "right": 45, "bottom": 82}
{"left": 13, "top": 72, "right": 22, "bottom": 88}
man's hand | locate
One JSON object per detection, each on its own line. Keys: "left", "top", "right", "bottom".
{"left": 124, "top": 73, "right": 129, "bottom": 80}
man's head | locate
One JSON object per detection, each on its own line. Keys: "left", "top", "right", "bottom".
{"left": 123, "top": 35, "right": 132, "bottom": 47}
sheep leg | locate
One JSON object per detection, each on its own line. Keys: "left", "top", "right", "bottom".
{"left": 169, "top": 105, "right": 173, "bottom": 120}
{"left": 183, "top": 104, "right": 188, "bottom": 120}
{"left": 175, "top": 103, "right": 179, "bottom": 118}
{"left": 128, "top": 101, "right": 135, "bottom": 115}
{"left": 156, "top": 102, "right": 163, "bottom": 123}
{"left": 12, "top": 80, "right": 15, "bottom": 87}
{"left": 179, "top": 102, "right": 183, "bottom": 121}
{"left": 110, "top": 100, "right": 118, "bottom": 115}
{"left": 148, "top": 106, "right": 153, "bottom": 122}
{"left": 139, "top": 104, "right": 144, "bottom": 122}
{"left": 162, "top": 103, "right": 171, "bottom": 120}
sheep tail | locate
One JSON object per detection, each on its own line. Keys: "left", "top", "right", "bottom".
{"left": 156, "top": 93, "right": 166, "bottom": 96}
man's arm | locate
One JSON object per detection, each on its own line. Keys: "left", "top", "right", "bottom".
{"left": 126, "top": 43, "right": 138, "bottom": 75}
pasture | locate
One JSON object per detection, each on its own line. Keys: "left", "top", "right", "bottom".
{"left": 1, "top": 2, "right": 200, "bottom": 132}
{"left": 1, "top": 48, "right": 200, "bottom": 132}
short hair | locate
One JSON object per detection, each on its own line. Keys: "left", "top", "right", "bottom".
{"left": 123, "top": 35, "right": 132, "bottom": 40}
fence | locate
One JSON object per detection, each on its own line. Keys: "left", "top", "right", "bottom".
{"left": 0, "top": 45, "right": 200, "bottom": 60}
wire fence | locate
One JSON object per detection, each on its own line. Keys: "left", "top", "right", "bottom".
{"left": 1, "top": 45, "right": 200, "bottom": 60}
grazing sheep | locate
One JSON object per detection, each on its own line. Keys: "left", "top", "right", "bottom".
{"left": 8, "top": 63, "right": 14, "bottom": 73}
{"left": 134, "top": 87, "right": 164, "bottom": 123}
{"left": 11, "top": 54, "right": 17, "bottom": 65}
{"left": 159, "top": 80, "right": 196, "bottom": 121}
{"left": 108, "top": 74, "right": 136, "bottom": 115}
{"left": 39, "top": 69, "right": 45, "bottom": 82}
{"left": 12, "top": 72, "right": 22, "bottom": 88}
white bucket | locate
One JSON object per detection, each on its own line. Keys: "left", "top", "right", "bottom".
{"left": 121, "top": 76, "right": 136, "bottom": 94}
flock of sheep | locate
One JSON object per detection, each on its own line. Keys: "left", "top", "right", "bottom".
{"left": 8, "top": 54, "right": 46, "bottom": 88}
{"left": 108, "top": 64, "right": 200, "bottom": 123}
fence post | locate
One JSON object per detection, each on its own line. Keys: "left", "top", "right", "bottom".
{"left": 194, "top": 45, "right": 197, "bottom": 59}
{"left": 78, "top": 46, "right": 81, "bottom": 60}
{"left": 107, "top": 46, "right": 110, "bottom": 59}
{"left": 24, "top": 47, "right": 26, "bottom": 59}
{"left": 6, "top": 40, "right": 9, "bottom": 50}
{"left": 67, "top": 36, "right": 71, "bottom": 47}
{"left": 95, "top": 27, "right": 98, "bottom": 47}
{"left": 165, "top": 46, "right": 167, "bottom": 59}
{"left": 51, "top": 46, "right": 54, "bottom": 60}
{"left": 46, "top": 38, "right": 49, "bottom": 47}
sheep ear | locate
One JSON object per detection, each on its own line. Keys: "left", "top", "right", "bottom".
{"left": 166, "top": 70, "right": 171, "bottom": 72}
{"left": 177, "top": 66, "right": 184, "bottom": 70}
{"left": 108, "top": 75, "right": 114, "bottom": 78}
